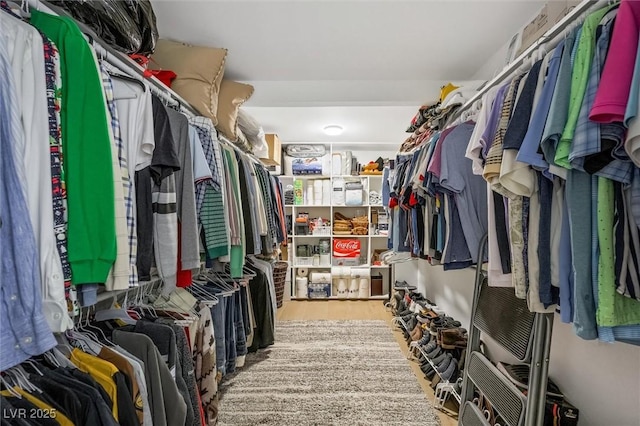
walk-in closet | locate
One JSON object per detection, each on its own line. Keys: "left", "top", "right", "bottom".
{"left": 1, "top": 1, "right": 639, "bottom": 425}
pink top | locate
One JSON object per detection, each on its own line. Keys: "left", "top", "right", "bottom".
{"left": 426, "top": 126, "right": 455, "bottom": 179}
{"left": 590, "top": 0, "right": 640, "bottom": 123}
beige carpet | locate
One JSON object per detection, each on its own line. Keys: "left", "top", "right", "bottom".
{"left": 218, "top": 320, "right": 441, "bottom": 426}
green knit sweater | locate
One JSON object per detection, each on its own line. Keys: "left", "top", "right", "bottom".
{"left": 31, "top": 10, "right": 116, "bottom": 284}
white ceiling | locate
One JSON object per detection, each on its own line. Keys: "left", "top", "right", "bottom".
{"left": 152, "top": 0, "right": 545, "bottom": 146}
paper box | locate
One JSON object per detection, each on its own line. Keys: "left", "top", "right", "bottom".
{"left": 260, "top": 134, "right": 282, "bottom": 166}
{"left": 516, "top": 0, "right": 581, "bottom": 56}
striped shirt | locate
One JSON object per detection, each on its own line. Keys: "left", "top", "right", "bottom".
{"left": 101, "top": 64, "right": 137, "bottom": 288}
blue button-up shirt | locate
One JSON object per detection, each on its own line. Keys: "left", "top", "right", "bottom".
{"left": 0, "top": 37, "right": 57, "bottom": 370}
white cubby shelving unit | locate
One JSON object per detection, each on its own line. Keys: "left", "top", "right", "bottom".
{"left": 278, "top": 145, "right": 394, "bottom": 301}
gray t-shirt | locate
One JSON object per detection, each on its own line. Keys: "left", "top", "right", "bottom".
{"left": 440, "top": 122, "right": 488, "bottom": 263}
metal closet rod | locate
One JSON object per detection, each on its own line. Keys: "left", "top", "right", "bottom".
{"left": 27, "top": 0, "right": 265, "bottom": 162}
{"left": 453, "top": 0, "right": 602, "bottom": 118}
{"left": 26, "top": 0, "right": 200, "bottom": 118}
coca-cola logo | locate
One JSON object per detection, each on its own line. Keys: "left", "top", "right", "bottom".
{"left": 333, "top": 240, "right": 361, "bottom": 257}
{"left": 335, "top": 241, "right": 359, "bottom": 250}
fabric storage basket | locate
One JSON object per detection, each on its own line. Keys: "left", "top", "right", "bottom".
{"left": 344, "top": 181, "right": 364, "bottom": 206}
{"left": 273, "top": 261, "right": 289, "bottom": 308}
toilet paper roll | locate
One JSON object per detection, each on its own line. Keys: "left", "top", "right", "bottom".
{"left": 297, "top": 268, "right": 309, "bottom": 277}
{"left": 296, "top": 277, "right": 308, "bottom": 298}
{"left": 306, "top": 185, "right": 314, "bottom": 205}
{"left": 310, "top": 272, "right": 332, "bottom": 284}
{"left": 296, "top": 277, "right": 309, "bottom": 299}
{"left": 337, "top": 278, "right": 348, "bottom": 299}
{"left": 350, "top": 267, "right": 369, "bottom": 278}
{"left": 343, "top": 151, "right": 352, "bottom": 175}
{"left": 332, "top": 266, "right": 351, "bottom": 277}
{"left": 323, "top": 180, "right": 332, "bottom": 205}
{"left": 332, "top": 154, "right": 342, "bottom": 176}
{"left": 348, "top": 278, "right": 358, "bottom": 299}
{"left": 359, "top": 277, "right": 369, "bottom": 289}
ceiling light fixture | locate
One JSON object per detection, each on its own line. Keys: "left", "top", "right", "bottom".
{"left": 323, "top": 125, "right": 344, "bottom": 136}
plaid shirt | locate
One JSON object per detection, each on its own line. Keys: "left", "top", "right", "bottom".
{"left": 255, "top": 165, "right": 276, "bottom": 252}
{"left": 570, "top": 20, "right": 632, "bottom": 186}
{"left": 101, "top": 64, "right": 138, "bottom": 287}
{"left": 189, "top": 117, "right": 222, "bottom": 205}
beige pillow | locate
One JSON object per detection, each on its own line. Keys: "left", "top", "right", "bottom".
{"left": 151, "top": 39, "right": 227, "bottom": 125}
{"left": 216, "top": 80, "right": 254, "bottom": 141}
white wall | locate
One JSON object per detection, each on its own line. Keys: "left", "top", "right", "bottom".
{"left": 393, "top": 260, "right": 640, "bottom": 426}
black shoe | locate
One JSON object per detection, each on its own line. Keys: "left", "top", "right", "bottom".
{"left": 425, "top": 368, "right": 437, "bottom": 381}
{"left": 441, "top": 357, "right": 458, "bottom": 382}
{"left": 421, "top": 363, "right": 435, "bottom": 375}
{"left": 497, "top": 363, "right": 564, "bottom": 399}
{"left": 436, "top": 353, "right": 453, "bottom": 374}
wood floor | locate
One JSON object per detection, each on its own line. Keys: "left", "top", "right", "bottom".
{"left": 277, "top": 301, "right": 458, "bottom": 426}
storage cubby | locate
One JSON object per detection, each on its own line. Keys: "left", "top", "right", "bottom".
{"left": 279, "top": 146, "right": 392, "bottom": 300}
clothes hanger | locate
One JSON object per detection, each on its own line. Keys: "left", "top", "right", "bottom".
{"left": 0, "top": 376, "right": 22, "bottom": 399}
{"left": 65, "top": 329, "right": 100, "bottom": 355}
{"left": 66, "top": 310, "right": 105, "bottom": 355}
{"left": 83, "top": 305, "right": 115, "bottom": 346}
{"left": 77, "top": 306, "right": 107, "bottom": 344}
{"left": 93, "top": 292, "right": 137, "bottom": 325}
{"left": 107, "top": 70, "right": 147, "bottom": 92}
{"left": 6, "top": 366, "right": 41, "bottom": 394}
{"left": 42, "top": 350, "right": 61, "bottom": 369}
{"left": 21, "top": 360, "right": 44, "bottom": 377}
{"left": 187, "top": 284, "right": 220, "bottom": 306}
{"left": 159, "top": 288, "right": 201, "bottom": 319}
{"left": 200, "top": 269, "right": 234, "bottom": 292}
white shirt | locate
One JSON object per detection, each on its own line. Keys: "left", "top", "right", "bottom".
{"left": 465, "top": 86, "right": 499, "bottom": 176}
{"left": 0, "top": 13, "right": 71, "bottom": 332}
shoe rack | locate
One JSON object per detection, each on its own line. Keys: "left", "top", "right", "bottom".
{"left": 388, "top": 285, "right": 466, "bottom": 416}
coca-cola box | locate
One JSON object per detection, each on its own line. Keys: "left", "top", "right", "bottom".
{"left": 333, "top": 239, "right": 362, "bottom": 266}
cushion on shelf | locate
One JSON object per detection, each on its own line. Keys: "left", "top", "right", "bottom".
{"left": 216, "top": 80, "right": 254, "bottom": 141}
{"left": 151, "top": 39, "right": 227, "bottom": 124}
{"left": 237, "top": 109, "right": 268, "bottom": 154}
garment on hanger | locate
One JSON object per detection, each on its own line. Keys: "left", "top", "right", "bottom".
{"left": 0, "top": 7, "right": 71, "bottom": 333}
{"left": 31, "top": 10, "right": 117, "bottom": 287}
{"left": 0, "top": 32, "right": 57, "bottom": 371}
{"left": 101, "top": 64, "right": 131, "bottom": 293}
{"left": 165, "top": 107, "right": 200, "bottom": 288}
{"left": 387, "top": 1, "right": 640, "bottom": 343}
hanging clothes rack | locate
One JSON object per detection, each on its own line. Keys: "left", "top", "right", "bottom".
{"left": 27, "top": 0, "right": 200, "bottom": 118}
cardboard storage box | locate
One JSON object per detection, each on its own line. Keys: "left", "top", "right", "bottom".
{"left": 516, "top": 0, "right": 581, "bottom": 56}
{"left": 260, "top": 134, "right": 282, "bottom": 166}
